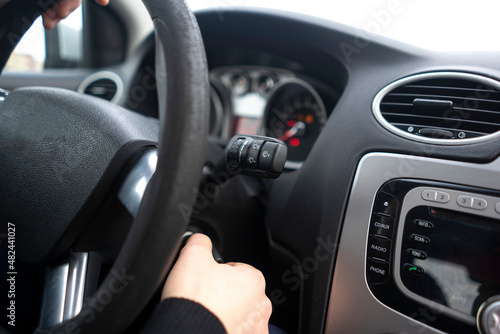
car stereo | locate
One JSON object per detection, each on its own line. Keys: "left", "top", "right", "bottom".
{"left": 366, "top": 179, "right": 500, "bottom": 334}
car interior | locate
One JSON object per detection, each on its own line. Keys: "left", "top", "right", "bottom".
{"left": 0, "top": 0, "right": 500, "bottom": 333}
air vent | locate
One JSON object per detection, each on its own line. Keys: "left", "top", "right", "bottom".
{"left": 78, "top": 71, "right": 123, "bottom": 104}
{"left": 373, "top": 72, "right": 500, "bottom": 144}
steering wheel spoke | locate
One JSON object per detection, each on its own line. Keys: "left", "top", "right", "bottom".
{"left": 39, "top": 252, "right": 89, "bottom": 329}
{"left": 117, "top": 149, "right": 158, "bottom": 219}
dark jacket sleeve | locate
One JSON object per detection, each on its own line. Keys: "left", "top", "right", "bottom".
{"left": 141, "top": 298, "right": 227, "bottom": 334}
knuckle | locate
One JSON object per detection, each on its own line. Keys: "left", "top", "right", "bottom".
{"left": 253, "top": 270, "right": 266, "bottom": 288}
{"left": 248, "top": 266, "right": 265, "bottom": 281}
{"left": 262, "top": 297, "right": 273, "bottom": 317}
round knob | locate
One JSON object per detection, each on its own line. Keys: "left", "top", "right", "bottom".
{"left": 477, "top": 296, "right": 500, "bottom": 334}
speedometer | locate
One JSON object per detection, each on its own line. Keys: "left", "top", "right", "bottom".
{"left": 262, "top": 78, "right": 327, "bottom": 162}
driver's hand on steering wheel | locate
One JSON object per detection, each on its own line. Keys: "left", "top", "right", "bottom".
{"left": 35, "top": 1, "right": 272, "bottom": 332}
{"left": 42, "top": 0, "right": 109, "bottom": 30}
{"left": 163, "top": 234, "right": 273, "bottom": 334}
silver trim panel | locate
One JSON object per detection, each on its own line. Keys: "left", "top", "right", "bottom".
{"left": 77, "top": 70, "right": 124, "bottom": 104}
{"left": 63, "top": 253, "right": 88, "bottom": 321}
{"left": 326, "top": 152, "right": 500, "bottom": 333}
{"left": 39, "top": 253, "right": 88, "bottom": 329}
{"left": 372, "top": 71, "right": 500, "bottom": 145}
{"left": 39, "top": 263, "right": 69, "bottom": 329}
{"left": 117, "top": 149, "right": 158, "bottom": 219}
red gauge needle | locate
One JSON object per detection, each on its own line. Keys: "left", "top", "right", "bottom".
{"left": 279, "top": 121, "right": 306, "bottom": 142}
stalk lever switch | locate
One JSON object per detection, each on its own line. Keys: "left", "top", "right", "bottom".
{"left": 226, "top": 135, "right": 287, "bottom": 179}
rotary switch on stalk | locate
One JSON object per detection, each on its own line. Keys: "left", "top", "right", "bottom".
{"left": 226, "top": 135, "right": 287, "bottom": 179}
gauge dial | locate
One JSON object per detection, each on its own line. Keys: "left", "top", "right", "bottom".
{"left": 263, "top": 79, "right": 327, "bottom": 162}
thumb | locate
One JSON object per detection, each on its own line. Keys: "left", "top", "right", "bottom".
{"left": 180, "top": 233, "right": 215, "bottom": 260}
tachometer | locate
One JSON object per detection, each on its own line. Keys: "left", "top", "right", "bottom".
{"left": 262, "top": 78, "right": 327, "bottom": 162}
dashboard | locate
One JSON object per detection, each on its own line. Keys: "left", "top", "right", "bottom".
{"left": 83, "top": 8, "right": 500, "bottom": 333}
{"left": 3, "top": 4, "right": 500, "bottom": 334}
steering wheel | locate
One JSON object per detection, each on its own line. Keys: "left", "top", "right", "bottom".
{"left": 0, "top": 0, "right": 208, "bottom": 333}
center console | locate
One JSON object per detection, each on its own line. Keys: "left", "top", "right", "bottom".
{"left": 325, "top": 153, "right": 500, "bottom": 334}
{"left": 367, "top": 180, "right": 500, "bottom": 333}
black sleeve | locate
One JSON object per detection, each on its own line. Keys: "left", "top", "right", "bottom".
{"left": 141, "top": 298, "right": 227, "bottom": 334}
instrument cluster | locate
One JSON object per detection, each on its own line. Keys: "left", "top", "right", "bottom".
{"left": 209, "top": 66, "right": 333, "bottom": 168}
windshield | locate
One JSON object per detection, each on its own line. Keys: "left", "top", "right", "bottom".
{"left": 188, "top": 0, "right": 500, "bottom": 52}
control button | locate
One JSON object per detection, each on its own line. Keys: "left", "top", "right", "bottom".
{"left": 367, "top": 236, "right": 391, "bottom": 262}
{"left": 435, "top": 191, "right": 451, "bottom": 203}
{"left": 477, "top": 297, "right": 500, "bottom": 334}
{"left": 407, "top": 248, "right": 427, "bottom": 260}
{"left": 227, "top": 139, "right": 245, "bottom": 168}
{"left": 258, "top": 142, "right": 287, "bottom": 172}
{"left": 421, "top": 190, "right": 437, "bottom": 201}
{"left": 370, "top": 214, "right": 395, "bottom": 239}
{"left": 496, "top": 202, "right": 500, "bottom": 214}
{"left": 457, "top": 195, "right": 473, "bottom": 208}
{"left": 410, "top": 234, "right": 430, "bottom": 244}
{"left": 367, "top": 259, "right": 390, "bottom": 284}
{"left": 404, "top": 263, "right": 424, "bottom": 275}
{"left": 413, "top": 219, "right": 434, "bottom": 229}
{"left": 373, "top": 191, "right": 398, "bottom": 217}
{"left": 245, "top": 139, "right": 263, "bottom": 168}
{"left": 472, "top": 197, "right": 488, "bottom": 210}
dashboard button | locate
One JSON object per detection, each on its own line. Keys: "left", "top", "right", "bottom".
{"left": 413, "top": 219, "right": 434, "bottom": 229}
{"left": 258, "top": 142, "right": 278, "bottom": 171}
{"left": 410, "top": 234, "right": 430, "bottom": 244}
{"left": 472, "top": 197, "right": 488, "bottom": 210}
{"left": 496, "top": 202, "right": 500, "bottom": 214}
{"left": 367, "top": 236, "right": 391, "bottom": 262}
{"left": 367, "top": 259, "right": 390, "bottom": 284}
{"left": 421, "top": 190, "right": 437, "bottom": 201}
{"left": 370, "top": 214, "right": 395, "bottom": 239}
{"left": 246, "top": 140, "right": 263, "bottom": 169}
{"left": 404, "top": 263, "right": 424, "bottom": 275}
{"left": 373, "top": 191, "right": 398, "bottom": 217}
{"left": 435, "top": 191, "right": 451, "bottom": 203}
{"left": 407, "top": 248, "right": 427, "bottom": 260}
{"left": 457, "top": 195, "right": 473, "bottom": 208}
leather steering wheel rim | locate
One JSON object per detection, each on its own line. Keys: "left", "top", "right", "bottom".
{"left": 0, "top": 0, "right": 209, "bottom": 333}
{"left": 70, "top": 1, "right": 209, "bottom": 332}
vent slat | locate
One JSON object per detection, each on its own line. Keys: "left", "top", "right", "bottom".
{"left": 404, "top": 84, "right": 499, "bottom": 94}
{"left": 381, "top": 103, "right": 500, "bottom": 124}
{"left": 382, "top": 112, "right": 500, "bottom": 128}
{"left": 83, "top": 78, "right": 118, "bottom": 102}
{"left": 382, "top": 113, "right": 500, "bottom": 134}
{"left": 378, "top": 74, "right": 500, "bottom": 140}
{"left": 390, "top": 123, "right": 487, "bottom": 137}
{"left": 385, "top": 93, "right": 500, "bottom": 106}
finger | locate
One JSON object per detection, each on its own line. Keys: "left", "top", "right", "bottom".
{"left": 180, "top": 233, "right": 214, "bottom": 259}
{"left": 184, "top": 233, "right": 212, "bottom": 250}
{"left": 57, "top": 0, "right": 82, "bottom": 20}
{"left": 95, "top": 0, "right": 109, "bottom": 6}
{"left": 42, "top": 11, "right": 60, "bottom": 30}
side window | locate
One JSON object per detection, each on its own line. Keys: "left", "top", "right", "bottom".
{"left": 4, "top": 6, "right": 84, "bottom": 73}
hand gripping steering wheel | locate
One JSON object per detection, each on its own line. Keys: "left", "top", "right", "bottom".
{"left": 0, "top": 0, "right": 208, "bottom": 332}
